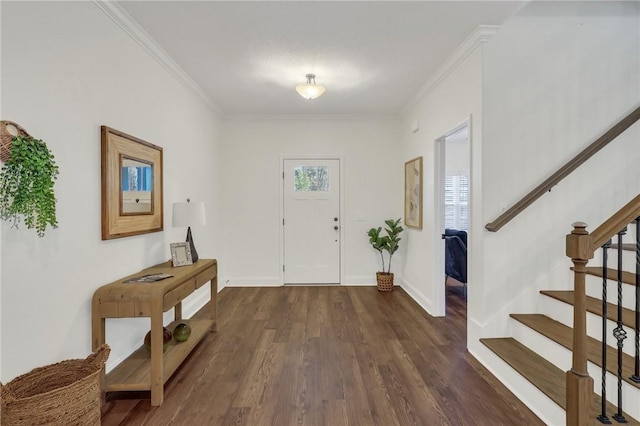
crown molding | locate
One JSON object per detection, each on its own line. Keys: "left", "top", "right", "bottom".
{"left": 223, "top": 113, "right": 401, "bottom": 122}
{"left": 93, "top": 0, "right": 222, "bottom": 116}
{"left": 400, "top": 25, "right": 500, "bottom": 116}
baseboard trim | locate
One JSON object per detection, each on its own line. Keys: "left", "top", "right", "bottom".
{"left": 399, "top": 277, "right": 434, "bottom": 316}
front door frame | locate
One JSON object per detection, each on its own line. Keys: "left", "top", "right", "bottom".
{"left": 280, "top": 156, "right": 344, "bottom": 285}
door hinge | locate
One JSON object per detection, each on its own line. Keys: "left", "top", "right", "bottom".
{"left": 283, "top": 218, "right": 285, "bottom": 226}
{"left": 282, "top": 172, "right": 285, "bottom": 179}
{"left": 283, "top": 264, "right": 285, "bottom": 272}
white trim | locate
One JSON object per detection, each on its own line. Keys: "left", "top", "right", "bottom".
{"left": 92, "top": 0, "right": 222, "bottom": 115}
{"left": 399, "top": 277, "right": 435, "bottom": 316}
{"left": 434, "top": 117, "right": 471, "bottom": 318}
{"left": 280, "top": 156, "right": 344, "bottom": 285}
{"left": 225, "top": 114, "right": 400, "bottom": 122}
{"left": 401, "top": 25, "right": 499, "bottom": 115}
{"left": 224, "top": 277, "right": 283, "bottom": 287}
{"left": 342, "top": 276, "right": 376, "bottom": 285}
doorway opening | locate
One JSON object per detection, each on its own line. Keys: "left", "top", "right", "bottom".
{"left": 435, "top": 120, "right": 470, "bottom": 314}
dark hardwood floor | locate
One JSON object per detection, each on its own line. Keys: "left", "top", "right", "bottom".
{"left": 102, "top": 284, "right": 543, "bottom": 425}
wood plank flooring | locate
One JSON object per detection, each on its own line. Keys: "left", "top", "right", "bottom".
{"left": 101, "top": 285, "right": 543, "bottom": 426}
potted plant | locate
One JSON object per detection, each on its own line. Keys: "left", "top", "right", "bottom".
{"left": 367, "top": 218, "right": 403, "bottom": 292}
{"left": 0, "top": 134, "right": 59, "bottom": 237}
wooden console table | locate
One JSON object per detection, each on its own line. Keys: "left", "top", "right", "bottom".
{"left": 92, "top": 259, "right": 217, "bottom": 406}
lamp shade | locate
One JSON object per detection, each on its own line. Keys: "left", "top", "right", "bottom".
{"left": 172, "top": 201, "right": 206, "bottom": 227}
{"left": 296, "top": 74, "right": 325, "bottom": 100}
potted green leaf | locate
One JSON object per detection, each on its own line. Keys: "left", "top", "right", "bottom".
{"left": 367, "top": 218, "right": 403, "bottom": 292}
{"left": 0, "top": 130, "right": 59, "bottom": 237}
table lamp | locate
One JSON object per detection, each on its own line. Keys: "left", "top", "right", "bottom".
{"left": 172, "top": 199, "right": 206, "bottom": 263}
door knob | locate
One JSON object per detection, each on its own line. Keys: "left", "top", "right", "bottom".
{"left": 334, "top": 226, "right": 339, "bottom": 230}
{"left": 334, "top": 217, "right": 339, "bottom": 222}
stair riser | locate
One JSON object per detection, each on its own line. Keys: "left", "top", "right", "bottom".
{"left": 585, "top": 275, "right": 637, "bottom": 311}
{"left": 587, "top": 362, "right": 640, "bottom": 421}
{"left": 511, "top": 320, "right": 640, "bottom": 420}
{"left": 593, "top": 245, "right": 638, "bottom": 272}
{"left": 539, "top": 295, "right": 637, "bottom": 357}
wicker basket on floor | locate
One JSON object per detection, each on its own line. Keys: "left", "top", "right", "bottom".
{"left": 376, "top": 272, "right": 394, "bottom": 292}
{"left": 1, "top": 344, "right": 110, "bottom": 426}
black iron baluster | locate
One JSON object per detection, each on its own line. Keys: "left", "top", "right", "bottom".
{"left": 598, "top": 240, "right": 612, "bottom": 424}
{"left": 632, "top": 216, "right": 640, "bottom": 384}
{"left": 613, "top": 228, "right": 628, "bottom": 423}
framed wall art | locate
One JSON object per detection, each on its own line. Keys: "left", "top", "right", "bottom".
{"left": 404, "top": 156, "right": 423, "bottom": 229}
{"left": 101, "top": 126, "right": 163, "bottom": 240}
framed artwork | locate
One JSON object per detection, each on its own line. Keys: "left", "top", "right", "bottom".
{"left": 101, "top": 126, "right": 163, "bottom": 240}
{"left": 404, "top": 156, "right": 423, "bottom": 229}
{"left": 170, "top": 242, "right": 193, "bottom": 267}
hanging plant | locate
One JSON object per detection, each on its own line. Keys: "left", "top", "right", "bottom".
{"left": 0, "top": 133, "right": 59, "bottom": 237}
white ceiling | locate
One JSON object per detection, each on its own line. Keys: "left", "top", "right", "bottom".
{"left": 117, "top": 1, "right": 525, "bottom": 117}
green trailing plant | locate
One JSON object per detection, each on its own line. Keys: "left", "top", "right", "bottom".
{"left": 367, "top": 218, "right": 403, "bottom": 273}
{"left": 0, "top": 135, "right": 59, "bottom": 237}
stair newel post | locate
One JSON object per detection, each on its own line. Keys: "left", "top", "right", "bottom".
{"left": 566, "top": 222, "right": 595, "bottom": 426}
{"left": 632, "top": 216, "right": 640, "bottom": 384}
{"left": 598, "top": 240, "right": 612, "bottom": 424}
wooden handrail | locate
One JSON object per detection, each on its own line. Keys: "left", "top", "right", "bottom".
{"left": 591, "top": 193, "right": 640, "bottom": 250}
{"left": 486, "top": 105, "right": 640, "bottom": 232}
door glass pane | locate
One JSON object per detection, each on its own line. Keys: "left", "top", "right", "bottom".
{"left": 294, "top": 166, "right": 329, "bottom": 191}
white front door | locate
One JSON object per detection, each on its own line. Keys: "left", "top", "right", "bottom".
{"left": 283, "top": 159, "right": 340, "bottom": 284}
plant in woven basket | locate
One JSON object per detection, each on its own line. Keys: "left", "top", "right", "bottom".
{"left": 367, "top": 218, "right": 403, "bottom": 291}
{"left": 0, "top": 135, "right": 59, "bottom": 237}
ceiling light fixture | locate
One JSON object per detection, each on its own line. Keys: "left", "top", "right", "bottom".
{"left": 296, "top": 74, "right": 325, "bottom": 100}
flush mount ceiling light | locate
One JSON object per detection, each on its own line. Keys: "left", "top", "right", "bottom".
{"left": 295, "top": 73, "right": 325, "bottom": 100}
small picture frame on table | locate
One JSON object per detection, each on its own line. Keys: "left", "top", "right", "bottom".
{"left": 170, "top": 242, "right": 193, "bottom": 267}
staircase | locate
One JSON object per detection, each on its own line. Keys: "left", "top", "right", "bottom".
{"left": 482, "top": 215, "right": 640, "bottom": 425}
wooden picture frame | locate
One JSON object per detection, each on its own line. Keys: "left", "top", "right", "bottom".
{"left": 404, "top": 156, "right": 423, "bottom": 229}
{"left": 170, "top": 242, "right": 193, "bottom": 267}
{"left": 101, "top": 126, "right": 163, "bottom": 240}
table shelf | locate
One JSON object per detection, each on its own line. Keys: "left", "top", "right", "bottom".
{"left": 105, "top": 319, "right": 214, "bottom": 392}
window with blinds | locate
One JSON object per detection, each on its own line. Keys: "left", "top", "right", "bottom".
{"left": 445, "top": 173, "right": 469, "bottom": 231}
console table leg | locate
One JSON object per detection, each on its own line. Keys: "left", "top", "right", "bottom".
{"left": 150, "top": 301, "right": 164, "bottom": 406}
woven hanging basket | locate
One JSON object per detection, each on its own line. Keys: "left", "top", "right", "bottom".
{"left": 0, "top": 120, "right": 31, "bottom": 163}
{"left": 0, "top": 344, "right": 110, "bottom": 426}
{"left": 376, "top": 272, "right": 394, "bottom": 292}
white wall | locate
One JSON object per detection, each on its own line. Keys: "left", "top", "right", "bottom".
{"left": 469, "top": 3, "right": 639, "bottom": 421}
{"left": 400, "top": 45, "right": 483, "bottom": 317}
{"left": 1, "top": 2, "right": 223, "bottom": 380}
{"left": 220, "top": 118, "right": 402, "bottom": 286}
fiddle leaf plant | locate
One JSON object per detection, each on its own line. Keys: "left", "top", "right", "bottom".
{"left": 0, "top": 135, "right": 59, "bottom": 237}
{"left": 367, "top": 218, "right": 403, "bottom": 273}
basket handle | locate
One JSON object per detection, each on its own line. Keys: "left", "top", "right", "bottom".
{"left": 0, "top": 120, "right": 31, "bottom": 140}
{"left": 86, "top": 344, "right": 110, "bottom": 368}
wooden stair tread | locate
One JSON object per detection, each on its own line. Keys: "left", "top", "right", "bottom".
{"left": 481, "top": 337, "right": 565, "bottom": 407}
{"left": 540, "top": 290, "right": 636, "bottom": 329}
{"left": 610, "top": 243, "right": 636, "bottom": 251}
{"left": 510, "top": 313, "right": 640, "bottom": 389}
{"left": 481, "top": 337, "right": 640, "bottom": 425}
{"left": 584, "top": 267, "right": 636, "bottom": 285}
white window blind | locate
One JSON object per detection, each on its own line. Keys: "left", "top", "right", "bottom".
{"left": 445, "top": 173, "right": 469, "bottom": 231}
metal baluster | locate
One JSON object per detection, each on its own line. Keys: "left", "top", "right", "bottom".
{"left": 613, "top": 228, "right": 628, "bottom": 423}
{"left": 632, "top": 217, "right": 640, "bottom": 384}
{"left": 598, "top": 240, "right": 612, "bottom": 424}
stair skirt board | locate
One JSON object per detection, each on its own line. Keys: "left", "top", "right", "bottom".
{"left": 471, "top": 342, "right": 565, "bottom": 426}
{"left": 481, "top": 337, "right": 640, "bottom": 425}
